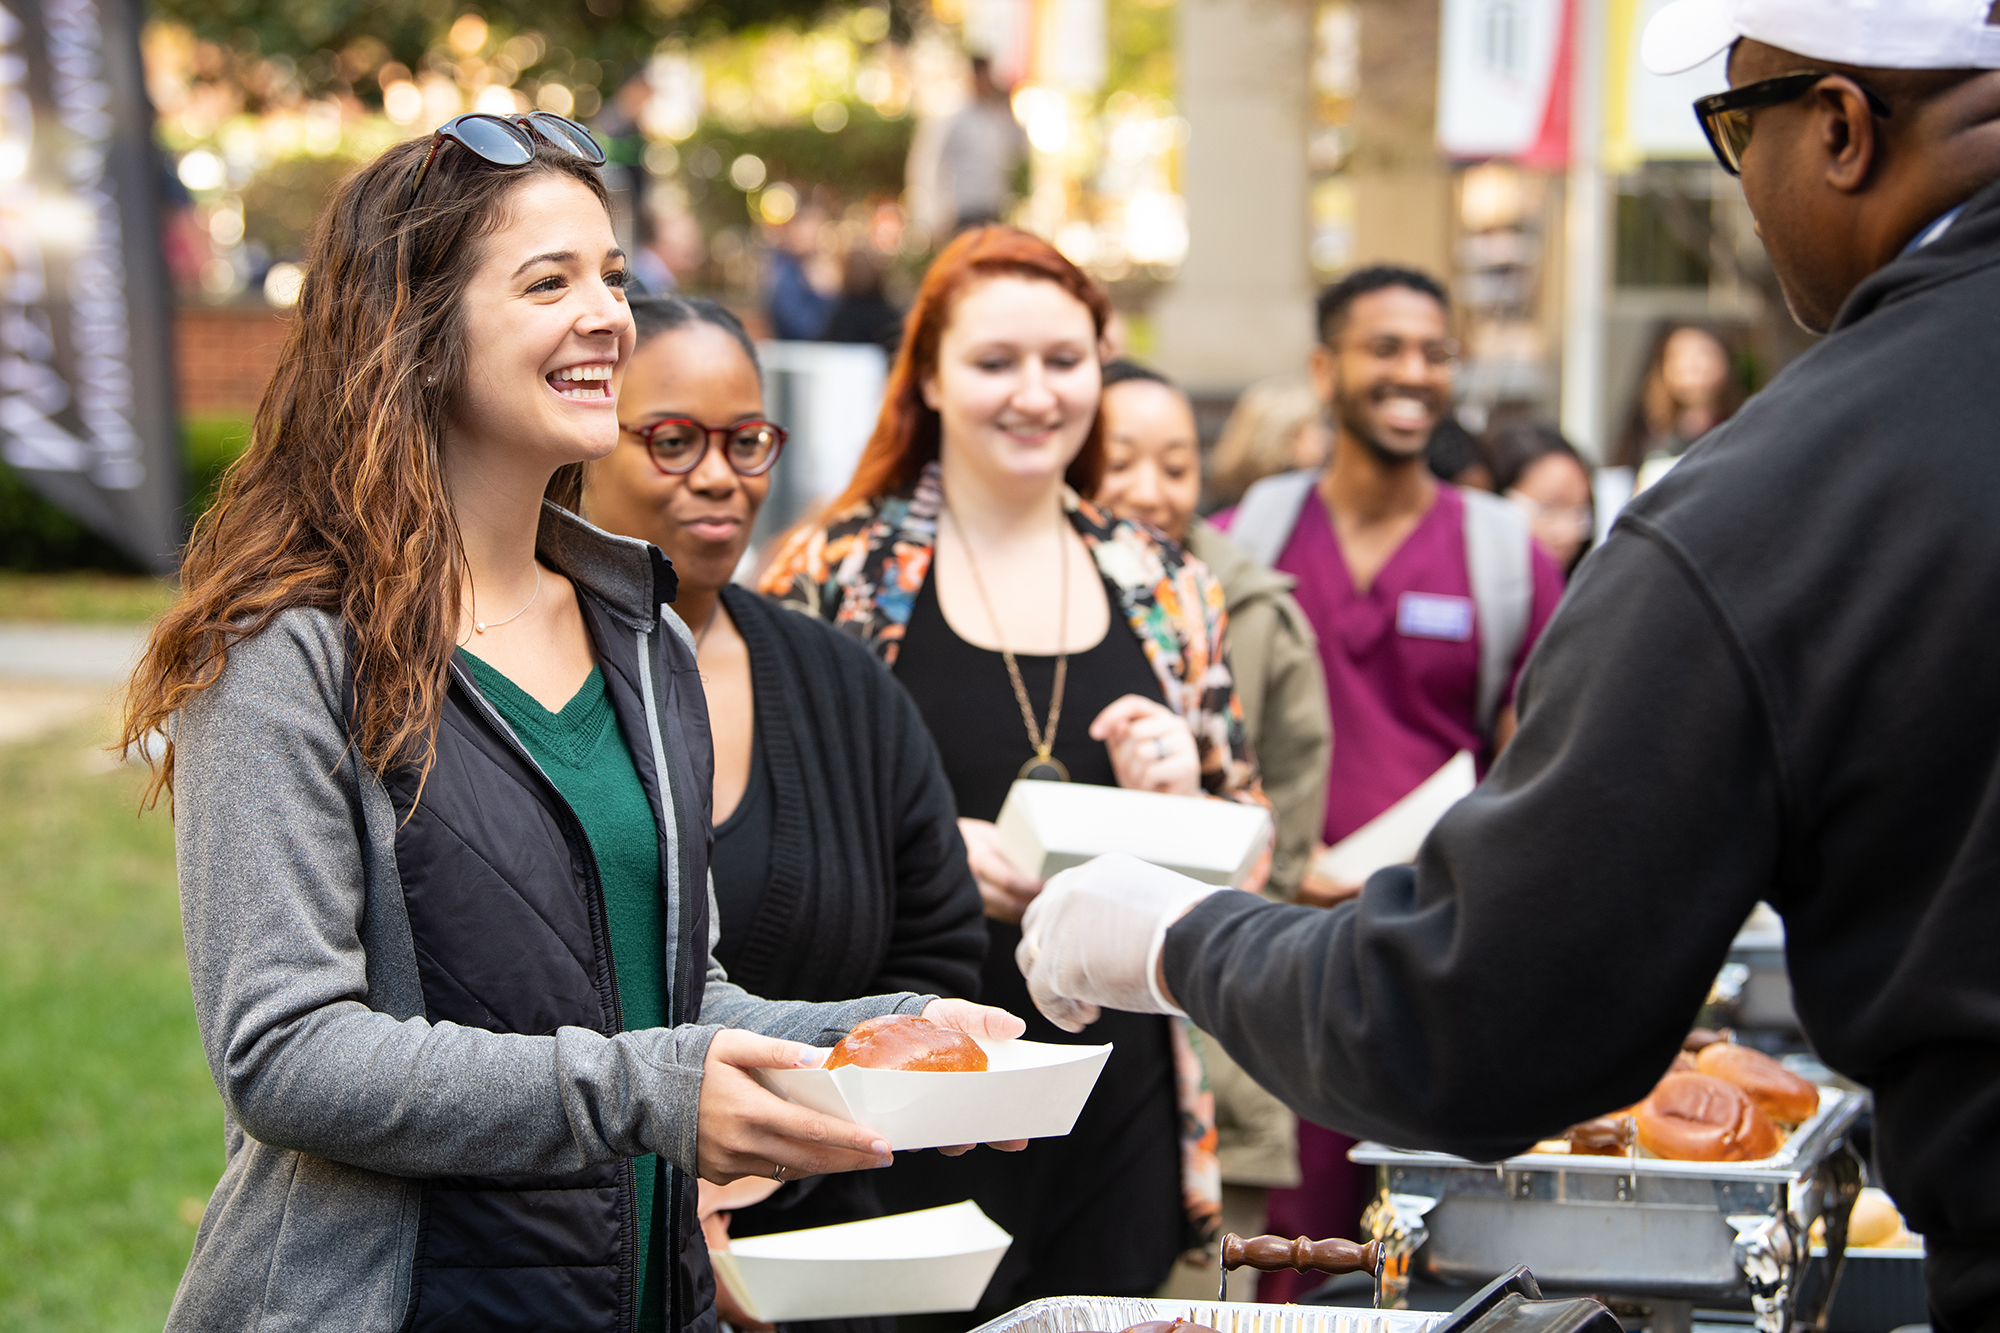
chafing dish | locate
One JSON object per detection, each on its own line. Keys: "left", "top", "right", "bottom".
{"left": 966, "top": 1295, "right": 1443, "bottom": 1333}
{"left": 1350, "top": 1087, "right": 1867, "bottom": 1332}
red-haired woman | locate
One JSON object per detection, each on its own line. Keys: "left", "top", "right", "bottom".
{"left": 762, "top": 226, "right": 1266, "bottom": 1311}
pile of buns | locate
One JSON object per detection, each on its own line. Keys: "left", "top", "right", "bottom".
{"left": 1543, "top": 1030, "right": 1822, "bottom": 1163}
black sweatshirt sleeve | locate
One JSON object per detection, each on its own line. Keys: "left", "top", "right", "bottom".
{"left": 1163, "top": 525, "right": 1784, "bottom": 1160}
{"left": 870, "top": 675, "right": 988, "bottom": 1000}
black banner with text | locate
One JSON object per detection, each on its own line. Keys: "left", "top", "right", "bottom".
{"left": 0, "top": 0, "right": 180, "bottom": 573}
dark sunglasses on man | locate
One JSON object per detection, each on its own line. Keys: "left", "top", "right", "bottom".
{"left": 402, "top": 112, "right": 607, "bottom": 210}
{"left": 1693, "top": 70, "right": 1892, "bottom": 176}
{"left": 623, "top": 417, "right": 789, "bottom": 478}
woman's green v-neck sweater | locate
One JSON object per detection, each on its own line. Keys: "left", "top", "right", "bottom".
{"left": 462, "top": 651, "right": 668, "bottom": 1329}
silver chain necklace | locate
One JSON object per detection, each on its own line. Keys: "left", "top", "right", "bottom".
{"left": 470, "top": 564, "right": 541, "bottom": 634}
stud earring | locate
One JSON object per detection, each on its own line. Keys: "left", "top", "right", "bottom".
{"left": 423, "top": 370, "right": 438, "bottom": 386}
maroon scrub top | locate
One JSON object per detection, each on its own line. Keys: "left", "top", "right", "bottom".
{"left": 1221, "top": 483, "right": 1563, "bottom": 845}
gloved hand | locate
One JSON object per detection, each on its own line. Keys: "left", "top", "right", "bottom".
{"left": 1015, "top": 853, "right": 1224, "bottom": 1032}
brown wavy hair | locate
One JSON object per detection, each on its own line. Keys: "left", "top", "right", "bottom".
{"left": 830, "top": 225, "right": 1112, "bottom": 511}
{"left": 121, "top": 133, "right": 611, "bottom": 804}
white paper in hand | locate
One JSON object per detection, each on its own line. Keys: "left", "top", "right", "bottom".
{"left": 993, "top": 780, "right": 1272, "bottom": 887}
{"left": 710, "top": 1201, "right": 1012, "bottom": 1321}
{"left": 1311, "top": 750, "right": 1476, "bottom": 886}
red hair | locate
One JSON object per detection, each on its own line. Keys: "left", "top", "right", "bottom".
{"left": 831, "top": 225, "right": 1112, "bottom": 511}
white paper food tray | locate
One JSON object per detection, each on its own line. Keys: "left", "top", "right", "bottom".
{"left": 994, "top": 780, "right": 1273, "bottom": 886}
{"left": 1311, "top": 751, "right": 1474, "bottom": 887}
{"left": 712, "top": 1201, "right": 1012, "bottom": 1322}
{"left": 754, "top": 1036, "right": 1112, "bottom": 1151}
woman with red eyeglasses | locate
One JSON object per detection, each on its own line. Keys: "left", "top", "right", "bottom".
{"left": 585, "top": 296, "right": 987, "bottom": 1333}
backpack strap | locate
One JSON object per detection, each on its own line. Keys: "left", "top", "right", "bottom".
{"left": 1460, "top": 487, "right": 1534, "bottom": 737}
{"left": 1228, "top": 468, "right": 1320, "bottom": 569}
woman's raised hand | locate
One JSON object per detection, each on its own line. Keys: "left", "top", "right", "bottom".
{"left": 697, "top": 1030, "right": 894, "bottom": 1185}
{"left": 1090, "top": 695, "right": 1202, "bottom": 797}
{"left": 958, "top": 816, "right": 1044, "bottom": 923}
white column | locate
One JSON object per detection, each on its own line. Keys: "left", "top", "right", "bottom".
{"left": 1560, "top": 0, "right": 1612, "bottom": 461}
{"left": 1151, "top": 0, "right": 1316, "bottom": 395}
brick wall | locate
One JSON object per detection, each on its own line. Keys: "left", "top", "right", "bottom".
{"left": 176, "top": 306, "right": 290, "bottom": 416}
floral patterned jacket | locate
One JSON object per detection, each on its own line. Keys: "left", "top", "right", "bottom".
{"left": 760, "top": 460, "right": 1270, "bottom": 1244}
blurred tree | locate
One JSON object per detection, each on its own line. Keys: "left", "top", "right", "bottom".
{"left": 145, "top": 0, "right": 913, "bottom": 85}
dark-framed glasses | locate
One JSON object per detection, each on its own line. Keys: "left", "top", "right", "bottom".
{"left": 402, "top": 112, "right": 607, "bottom": 210}
{"left": 624, "top": 417, "right": 788, "bottom": 477}
{"left": 1694, "top": 71, "right": 1891, "bottom": 177}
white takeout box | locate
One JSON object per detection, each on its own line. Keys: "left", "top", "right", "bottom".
{"left": 753, "top": 1035, "right": 1111, "bottom": 1151}
{"left": 993, "top": 779, "right": 1273, "bottom": 886}
{"left": 710, "top": 1202, "right": 1013, "bottom": 1322}
{"left": 1311, "top": 750, "right": 1475, "bottom": 887}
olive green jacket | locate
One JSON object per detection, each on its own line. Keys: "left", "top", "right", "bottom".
{"left": 1185, "top": 518, "right": 1330, "bottom": 902}
{"left": 1184, "top": 518, "right": 1330, "bottom": 1189}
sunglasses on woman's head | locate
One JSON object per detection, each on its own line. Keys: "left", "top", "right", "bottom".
{"left": 624, "top": 417, "right": 788, "bottom": 477}
{"left": 401, "top": 112, "right": 608, "bottom": 211}
{"left": 1693, "top": 71, "right": 1891, "bottom": 177}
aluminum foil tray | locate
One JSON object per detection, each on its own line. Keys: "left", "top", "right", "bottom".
{"left": 968, "top": 1296, "right": 1444, "bottom": 1333}
{"left": 1349, "top": 1088, "right": 1867, "bottom": 1302}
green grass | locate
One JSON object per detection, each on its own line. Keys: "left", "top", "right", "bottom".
{"left": 0, "top": 718, "right": 221, "bottom": 1331}
{"left": 0, "top": 574, "right": 178, "bottom": 624}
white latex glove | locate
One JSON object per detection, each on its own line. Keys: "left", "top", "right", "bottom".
{"left": 1015, "top": 853, "right": 1223, "bottom": 1032}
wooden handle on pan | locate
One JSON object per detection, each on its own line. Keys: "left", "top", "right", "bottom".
{"left": 1219, "top": 1233, "right": 1381, "bottom": 1276}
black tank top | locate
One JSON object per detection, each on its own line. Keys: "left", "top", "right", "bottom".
{"left": 894, "top": 573, "right": 1165, "bottom": 821}
{"left": 886, "top": 571, "right": 1183, "bottom": 1306}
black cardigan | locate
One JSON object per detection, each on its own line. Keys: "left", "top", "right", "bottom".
{"left": 714, "top": 584, "right": 984, "bottom": 1007}
{"left": 714, "top": 587, "right": 985, "bottom": 1292}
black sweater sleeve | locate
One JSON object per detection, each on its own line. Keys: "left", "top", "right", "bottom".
{"left": 1163, "top": 525, "right": 1782, "bottom": 1160}
{"left": 870, "top": 676, "right": 987, "bottom": 1000}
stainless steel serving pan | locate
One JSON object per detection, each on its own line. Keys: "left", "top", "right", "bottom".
{"left": 1350, "top": 1087, "right": 1866, "bottom": 1326}
{"left": 967, "top": 1296, "right": 1444, "bottom": 1333}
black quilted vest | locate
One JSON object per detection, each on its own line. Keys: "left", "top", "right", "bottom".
{"left": 381, "top": 533, "right": 718, "bottom": 1333}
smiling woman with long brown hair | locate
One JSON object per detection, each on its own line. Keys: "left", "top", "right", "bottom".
{"left": 120, "top": 119, "right": 1017, "bottom": 1333}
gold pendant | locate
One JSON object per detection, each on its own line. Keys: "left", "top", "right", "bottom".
{"left": 1019, "top": 752, "right": 1070, "bottom": 782}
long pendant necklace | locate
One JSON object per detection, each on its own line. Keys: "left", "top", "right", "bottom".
{"left": 471, "top": 564, "right": 541, "bottom": 634}
{"left": 945, "top": 500, "right": 1072, "bottom": 782}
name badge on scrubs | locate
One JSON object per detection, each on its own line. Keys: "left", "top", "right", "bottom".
{"left": 1396, "top": 592, "right": 1474, "bottom": 642}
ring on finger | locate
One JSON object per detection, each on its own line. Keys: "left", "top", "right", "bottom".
{"left": 772, "top": 1162, "right": 788, "bottom": 1183}
{"left": 1152, "top": 736, "right": 1172, "bottom": 761}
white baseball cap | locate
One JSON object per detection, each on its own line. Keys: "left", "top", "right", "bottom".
{"left": 1643, "top": 0, "right": 2000, "bottom": 76}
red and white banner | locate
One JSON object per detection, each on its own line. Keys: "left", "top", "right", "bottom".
{"left": 1436, "top": 0, "right": 1576, "bottom": 167}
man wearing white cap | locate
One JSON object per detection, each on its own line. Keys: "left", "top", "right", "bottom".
{"left": 1016, "top": 3, "right": 2000, "bottom": 1325}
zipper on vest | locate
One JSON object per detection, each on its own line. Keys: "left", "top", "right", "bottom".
{"left": 448, "top": 659, "right": 643, "bottom": 1333}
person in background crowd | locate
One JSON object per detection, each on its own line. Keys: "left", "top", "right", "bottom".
{"left": 1487, "top": 421, "right": 1595, "bottom": 576}
{"left": 767, "top": 203, "right": 839, "bottom": 341}
{"left": 1015, "top": 3, "right": 2000, "bottom": 1326}
{"left": 1212, "top": 266, "right": 1563, "bottom": 1293}
{"left": 937, "top": 57, "right": 1031, "bottom": 232}
{"left": 1090, "top": 358, "right": 1322, "bottom": 1287}
{"left": 1615, "top": 324, "right": 1745, "bottom": 493}
{"left": 119, "top": 123, "right": 1021, "bottom": 1333}
{"left": 631, "top": 210, "right": 680, "bottom": 295}
{"left": 1423, "top": 415, "right": 1494, "bottom": 491}
{"left": 821, "top": 247, "right": 906, "bottom": 354}
{"left": 583, "top": 295, "right": 988, "bottom": 1333}
{"left": 1204, "top": 374, "right": 1329, "bottom": 509}
{"left": 761, "top": 226, "right": 1268, "bottom": 1322}
{"left": 1094, "top": 359, "right": 1330, "bottom": 902}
